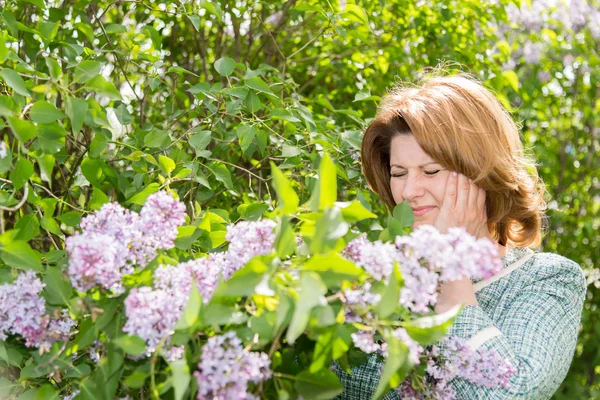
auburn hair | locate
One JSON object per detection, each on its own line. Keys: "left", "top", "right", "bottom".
{"left": 361, "top": 71, "right": 547, "bottom": 248}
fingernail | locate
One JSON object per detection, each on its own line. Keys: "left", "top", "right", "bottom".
{"left": 452, "top": 172, "right": 457, "bottom": 177}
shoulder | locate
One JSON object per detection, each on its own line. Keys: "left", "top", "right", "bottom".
{"left": 523, "top": 251, "right": 587, "bottom": 297}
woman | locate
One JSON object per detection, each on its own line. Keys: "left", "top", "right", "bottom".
{"left": 335, "top": 72, "right": 587, "bottom": 399}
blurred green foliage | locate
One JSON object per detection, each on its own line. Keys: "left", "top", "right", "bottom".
{"left": 0, "top": 0, "right": 598, "bottom": 398}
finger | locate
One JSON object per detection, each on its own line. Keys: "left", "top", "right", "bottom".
{"left": 477, "top": 187, "right": 486, "bottom": 216}
{"left": 467, "top": 179, "right": 479, "bottom": 210}
{"left": 455, "top": 173, "right": 470, "bottom": 212}
{"left": 443, "top": 172, "right": 458, "bottom": 210}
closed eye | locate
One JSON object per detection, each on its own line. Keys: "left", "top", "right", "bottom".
{"left": 424, "top": 170, "right": 440, "bottom": 176}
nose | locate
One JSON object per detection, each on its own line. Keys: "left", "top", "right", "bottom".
{"left": 401, "top": 173, "right": 424, "bottom": 202}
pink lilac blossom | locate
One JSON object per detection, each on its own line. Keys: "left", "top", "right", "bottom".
{"left": 343, "top": 236, "right": 398, "bottom": 281}
{"left": 194, "top": 331, "right": 272, "bottom": 400}
{"left": 225, "top": 219, "right": 277, "bottom": 272}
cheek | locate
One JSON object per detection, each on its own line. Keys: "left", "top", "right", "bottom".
{"left": 390, "top": 178, "right": 404, "bottom": 204}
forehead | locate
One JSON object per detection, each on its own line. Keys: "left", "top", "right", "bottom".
{"left": 389, "top": 135, "right": 436, "bottom": 167}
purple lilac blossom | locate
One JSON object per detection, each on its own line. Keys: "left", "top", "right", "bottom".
{"left": 344, "top": 237, "right": 398, "bottom": 281}
{"left": 351, "top": 330, "right": 381, "bottom": 354}
{"left": 194, "top": 331, "right": 271, "bottom": 400}
{"left": 343, "top": 282, "right": 381, "bottom": 323}
{"left": 385, "top": 328, "right": 423, "bottom": 365}
{"left": 66, "top": 232, "right": 124, "bottom": 293}
{"left": 123, "top": 286, "right": 182, "bottom": 355}
{"left": 0, "top": 271, "right": 48, "bottom": 347}
{"left": 395, "top": 226, "right": 502, "bottom": 282}
{"left": 225, "top": 219, "right": 276, "bottom": 272}
{"left": 0, "top": 273, "right": 76, "bottom": 349}
{"left": 139, "top": 191, "right": 187, "bottom": 252}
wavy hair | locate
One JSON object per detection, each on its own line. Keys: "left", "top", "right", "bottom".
{"left": 361, "top": 71, "right": 547, "bottom": 248}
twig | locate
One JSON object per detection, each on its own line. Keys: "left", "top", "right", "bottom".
{"left": 0, "top": 183, "right": 29, "bottom": 212}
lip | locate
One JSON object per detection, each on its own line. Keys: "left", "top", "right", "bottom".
{"left": 411, "top": 206, "right": 435, "bottom": 217}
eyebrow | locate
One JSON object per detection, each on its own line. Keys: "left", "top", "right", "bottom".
{"left": 390, "top": 162, "right": 440, "bottom": 169}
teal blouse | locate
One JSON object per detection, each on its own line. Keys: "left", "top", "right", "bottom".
{"left": 333, "top": 247, "right": 587, "bottom": 399}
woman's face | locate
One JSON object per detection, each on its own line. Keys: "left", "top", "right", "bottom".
{"left": 389, "top": 135, "right": 451, "bottom": 228}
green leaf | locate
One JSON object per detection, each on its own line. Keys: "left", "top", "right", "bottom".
{"left": 113, "top": 335, "right": 147, "bottom": 356}
{"left": 89, "top": 132, "right": 108, "bottom": 157}
{"left": 115, "top": 104, "right": 134, "bottom": 125}
{"left": 0, "top": 34, "right": 8, "bottom": 64}
{"left": 63, "top": 363, "right": 91, "bottom": 378}
{"left": 339, "top": 200, "right": 377, "bottom": 222}
{"left": 166, "top": 66, "right": 199, "bottom": 77}
{"left": 7, "top": 116, "right": 37, "bottom": 143}
{"left": 245, "top": 77, "right": 273, "bottom": 94}
{"left": 238, "top": 203, "right": 269, "bottom": 221}
{"left": 189, "top": 130, "right": 212, "bottom": 155}
{"left": 43, "top": 266, "right": 72, "bottom": 306}
{"left": 0, "top": 68, "right": 31, "bottom": 96}
{"left": 301, "top": 252, "right": 362, "bottom": 287}
{"left": 84, "top": 75, "right": 122, "bottom": 100}
{"left": 295, "top": 369, "right": 344, "bottom": 400}
{"left": 0, "top": 241, "right": 43, "bottom": 271}
{"left": 372, "top": 335, "right": 409, "bottom": 400}
{"left": 343, "top": 4, "right": 369, "bottom": 26}
{"left": 174, "top": 284, "right": 202, "bottom": 330}
{"left": 310, "top": 325, "right": 353, "bottom": 373}
{"left": 210, "top": 162, "right": 233, "bottom": 191}
{"left": 274, "top": 217, "right": 297, "bottom": 258}
{"left": 213, "top": 257, "right": 270, "bottom": 298}
{"left": 271, "top": 108, "right": 301, "bottom": 123}
{"left": 45, "top": 58, "right": 61, "bottom": 81}
{"left": 170, "top": 358, "right": 191, "bottom": 400}
{"left": 89, "top": 187, "right": 109, "bottom": 210}
{"left": 14, "top": 214, "right": 40, "bottom": 242}
{"left": 187, "top": 15, "right": 201, "bottom": 32}
{"left": 36, "top": 122, "right": 66, "bottom": 154}
{"left": 34, "top": 385, "right": 58, "bottom": 400}
{"left": 502, "top": 70, "right": 519, "bottom": 92}
{"left": 29, "top": 101, "right": 66, "bottom": 123}
{"left": 56, "top": 211, "right": 82, "bottom": 227}
{"left": 404, "top": 304, "right": 461, "bottom": 345}
{"left": 127, "top": 182, "right": 160, "bottom": 205}
{"left": 41, "top": 216, "right": 63, "bottom": 238}
{"left": 81, "top": 157, "right": 105, "bottom": 187}
{"left": 144, "top": 129, "right": 170, "bottom": 148}
{"left": 214, "top": 57, "right": 236, "bottom": 76}
{"left": 158, "top": 155, "right": 176, "bottom": 176}
{"left": 310, "top": 207, "right": 348, "bottom": 254}
{"left": 9, "top": 157, "right": 33, "bottom": 190}
{"left": 286, "top": 272, "right": 327, "bottom": 344}
{"left": 271, "top": 162, "right": 299, "bottom": 214}
{"left": 34, "top": 154, "right": 54, "bottom": 184}
{"left": 72, "top": 60, "right": 102, "bottom": 84}
{"left": 244, "top": 91, "right": 261, "bottom": 112}
{"left": 309, "top": 152, "right": 337, "bottom": 211}
{"left": 375, "top": 262, "right": 402, "bottom": 318}
{"left": 143, "top": 26, "right": 161, "bottom": 48}
{"left": 236, "top": 124, "right": 257, "bottom": 152}
{"left": 393, "top": 201, "right": 414, "bottom": 229}
{"left": 65, "top": 97, "right": 88, "bottom": 134}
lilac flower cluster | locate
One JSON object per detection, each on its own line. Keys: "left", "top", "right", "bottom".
{"left": 67, "top": 191, "right": 187, "bottom": 293}
{"left": 0, "top": 272, "right": 75, "bottom": 348}
{"left": 395, "top": 226, "right": 502, "bottom": 282}
{"left": 397, "top": 337, "right": 516, "bottom": 399}
{"left": 427, "top": 338, "right": 515, "bottom": 389}
{"left": 342, "top": 227, "right": 502, "bottom": 313}
{"left": 123, "top": 220, "right": 277, "bottom": 358}
{"left": 194, "top": 331, "right": 272, "bottom": 400}
{"left": 342, "top": 282, "right": 381, "bottom": 323}
{"left": 351, "top": 330, "right": 380, "bottom": 354}
{"left": 225, "top": 219, "right": 277, "bottom": 272}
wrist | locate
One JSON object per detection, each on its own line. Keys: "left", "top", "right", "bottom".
{"left": 435, "top": 279, "right": 478, "bottom": 313}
